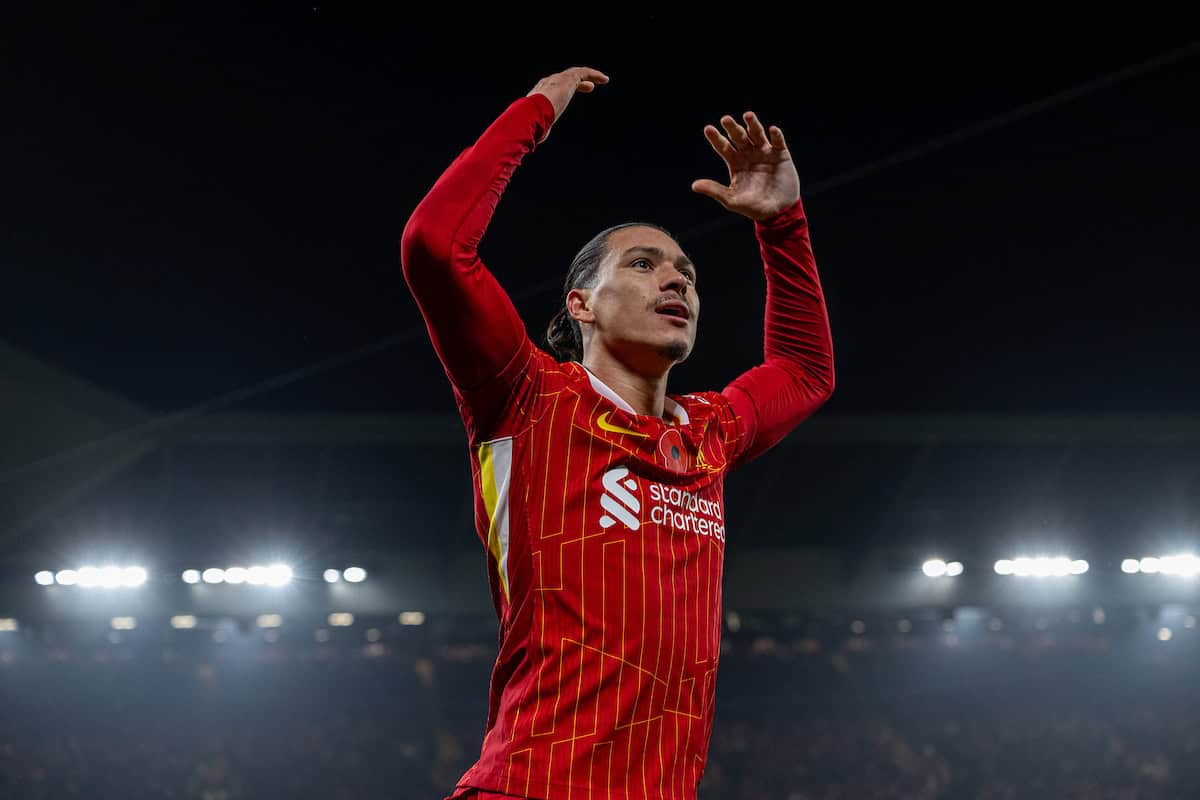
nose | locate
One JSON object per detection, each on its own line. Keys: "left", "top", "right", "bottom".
{"left": 661, "top": 267, "right": 688, "bottom": 297}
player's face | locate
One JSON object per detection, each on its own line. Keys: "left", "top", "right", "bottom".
{"left": 576, "top": 226, "right": 699, "bottom": 370}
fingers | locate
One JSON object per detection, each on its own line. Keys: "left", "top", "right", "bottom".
{"left": 743, "top": 112, "right": 768, "bottom": 147}
{"left": 567, "top": 66, "right": 610, "bottom": 87}
{"left": 690, "top": 178, "right": 732, "bottom": 208}
{"left": 768, "top": 125, "right": 788, "bottom": 151}
{"left": 703, "top": 124, "right": 737, "bottom": 162}
{"left": 720, "top": 115, "right": 752, "bottom": 150}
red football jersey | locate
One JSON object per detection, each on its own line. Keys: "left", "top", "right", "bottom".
{"left": 457, "top": 339, "right": 744, "bottom": 799}
{"left": 401, "top": 92, "right": 833, "bottom": 799}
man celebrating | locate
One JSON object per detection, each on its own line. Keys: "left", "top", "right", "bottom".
{"left": 402, "top": 66, "right": 834, "bottom": 800}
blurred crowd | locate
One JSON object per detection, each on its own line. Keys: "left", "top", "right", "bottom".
{"left": 1, "top": 624, "right": 1198, "bottom": 798}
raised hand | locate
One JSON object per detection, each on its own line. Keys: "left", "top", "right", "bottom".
{"left": 527, "top": 67, "right": 609, "bottom": 142}
{"left": 691, "top": 112, "right": 800, "bottom": 221}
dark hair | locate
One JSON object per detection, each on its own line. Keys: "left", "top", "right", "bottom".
{"left": 545, "top": 222, "right": 676, "bottom": 362}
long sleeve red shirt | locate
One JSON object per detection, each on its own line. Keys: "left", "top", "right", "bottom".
{"left": 402, "top": 92, "right": 833, "bottom": 800}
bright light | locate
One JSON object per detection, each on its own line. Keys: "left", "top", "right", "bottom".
{"left": 78, "top": 566, "right": 101, "bottom": 588}
{"left": 328, "top": 612, "right": 354, "bottom": 627}
{"left": 171, "top": 615, "right": 197, "bottom": 629}
{"left": 946, "top": 561, "right": 964, "bottom": 577}
{"left": 182, "top": 570, "right": 201, "bottom": 584}
{"left": 55, "top": 569, "right": 79, "bottom": 586}
{"left": 725, "top": 611, "right": 741, "bottom": 632}
{"left": 922, "top": 559, "right": 947, "bottom": 578}
{"left": 343, "top": 567, "right": 367, "bottom": 583}
{"left": 1158, "top": 627, "right": 1173, "bottom": 642}
{"left": 323, "top": 569, "right": 341, "bottom": 583}
{"left": 122, "top": 567, "right": 147, "bottom": 587}
{"left": 0, "top": 619, "right": 17, "bottom": 632}
{"left": 256, "top": 614, "right": 283, "bottom": 628}
{"left": 265, "top": 564, "right": 293, "bottom": 587}
{"left": 224, "top": 567, "right": 247, "bottom": 585}
{"left": 99, "top": 565, "right": 124, "bottom": 588}
{"left": 110, "top": 616, "right": 137, "bottom": 630}
{"left": 995, "top": 556, "right": 1085, "bottom": 577}
{"left": 246, "top": 566, "right": 267, "bottom": 585}
{"left": 1159, "top": 554, "right": 1200, "bottom": 577}
{"left": 202, "top": 568, "right": 225, "bottom": 584}
{"left": 1132, "top": 555, "right": 1200, "bottom": 576}
{"left": 399, "top": 611, "right": 426, "bottom": 626}
{"left": 34, "top": 571, "right": 54, "bottom": 586}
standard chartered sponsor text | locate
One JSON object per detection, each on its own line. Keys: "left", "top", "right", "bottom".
{"left": 649, "top": 483, "right": 725, "bottom": 542}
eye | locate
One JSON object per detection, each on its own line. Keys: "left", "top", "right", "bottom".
{"left": 632, "top": 258, "right": 653, "bottom": 270}
{"left": 682, "top": 270, "right": 696, "bottom": 284}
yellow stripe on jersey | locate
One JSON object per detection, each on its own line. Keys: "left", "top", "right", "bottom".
{"left": 478, "top": 437, "right": 514, "bottom": 603}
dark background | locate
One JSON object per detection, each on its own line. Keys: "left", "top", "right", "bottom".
{"left": 3, "top": 8, "right": 1199, "bottom": 562}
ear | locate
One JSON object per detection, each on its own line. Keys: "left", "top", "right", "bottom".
{"left": 566, "top": 287, "right": 595, "bottom": 324}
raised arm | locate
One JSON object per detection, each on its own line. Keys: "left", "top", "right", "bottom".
{"left": 400, "top": 67, "right": 609, "bottom": 393}
{"left": 692, "top": 112, "right": 835, "bottom": 467}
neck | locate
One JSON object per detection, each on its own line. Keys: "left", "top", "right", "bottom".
{"left": 581, "top": 346, "right": 670, "bottom": 418}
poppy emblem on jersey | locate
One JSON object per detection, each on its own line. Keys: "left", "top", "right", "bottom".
{"left": 596, "top": 411, "right": 650, "bottom": 439}
{"left": 656, "top": 429, "right": 688, "bottom": 474}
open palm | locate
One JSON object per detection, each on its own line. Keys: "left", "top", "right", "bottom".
{"left": 692, "top": 112, "right": 800, "bottom": 221}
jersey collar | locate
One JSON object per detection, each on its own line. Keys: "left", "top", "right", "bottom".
{"left": 577, "top": 363, "right": 690, "bottom": 426}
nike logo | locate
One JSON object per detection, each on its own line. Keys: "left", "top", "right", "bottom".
{"left": 597, "top": 411, "right": 650, "bottom": 438}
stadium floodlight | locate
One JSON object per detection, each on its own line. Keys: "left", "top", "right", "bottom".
{"left": 121, "top": 567, "right": 147, "bottom": 587}
{"left": 55, "top": 569, "right": 79, "bottom": 586}
{"left": 224, "top": 566, "right": 248, "bottom": 585}
{"left": 328, "top": 612, "right": 354, "bottom": 627}
{"left": 265, "top": 564, "right": 293, "bottom": 587}
{"left": 99, "top": 565, "right": 125, "bottom": 588}
{"left": 34, "top": 571, "right": 54, "bottom": 586}
{"left": 170, "top": 615, "right": 197, "bottom": 629}
{"left": 323, "top": 569, "right": 341, "bottom": 583}
{"left": 399, "top": 611, "right": 426, "bottom": 626}
{"left": 256, "top": 614, "right": 283, "bottom": 628}
{"left": 922, "top": 559, "right": 963, "bottom": 578}
{"left": 78, "top": 566, "right": 101, "bottom": 588}
{"left": 0, "top": 618, "right": 17, "bottom": 632}
{"left": 1133, "top": 554, "right": 1200, "bottom": 576}
{"left": 994, "top": 556, "right": 1086, "bottom": 577}
{"left": 182, "top": 569, "right": 201, "bottom": 584}
{"left": 202, "top": 568, "right": 226, "bottom": 584}
{"left": 1157, "top": 554, "right": 1200, "bottom": 577}
{"left": 1158, "top": 627, "right": 1173, "bottom": 642}
{"left": 110, "top": 617, "right": 137, "bottom": 630}
{"left": 343, "top": 567, "right": 367, "bottom": 583}
{"left": 246, "top": 565, "right": 268, "bottom": 585}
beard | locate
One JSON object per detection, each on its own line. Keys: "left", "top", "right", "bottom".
{"left": 657, "top": 340, "right": 690, "bottom": 363}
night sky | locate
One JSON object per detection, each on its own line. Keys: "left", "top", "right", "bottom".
{"left": 4, "top": 9, "right": 1200, "bottom": 562}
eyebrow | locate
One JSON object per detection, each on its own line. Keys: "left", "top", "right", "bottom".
{"left": 620, "top": 246, "right": 696, "bottom": 273}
